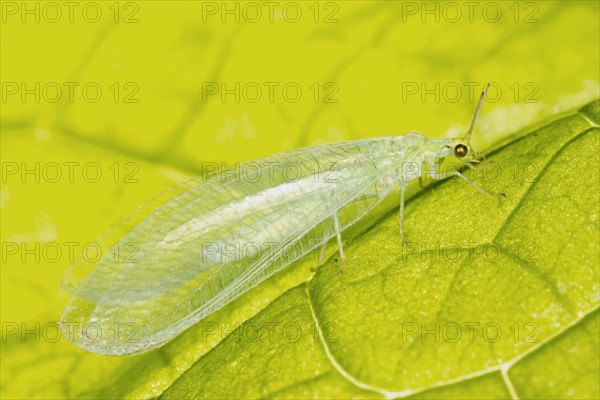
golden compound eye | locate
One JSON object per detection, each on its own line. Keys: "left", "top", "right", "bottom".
{"left": 454, "top": 144, "right": 468, "bottom": 158}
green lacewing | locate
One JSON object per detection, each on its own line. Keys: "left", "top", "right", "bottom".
{"left": 60, "top": 84, "right": 504, "bottom": 355}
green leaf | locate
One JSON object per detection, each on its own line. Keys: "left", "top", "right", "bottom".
{"left": 162, "top": 100, "right": 600, "bottom": 398}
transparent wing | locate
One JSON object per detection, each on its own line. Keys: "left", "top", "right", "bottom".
{"left": 60, "top": 137, "right": 407, "bottom": 354}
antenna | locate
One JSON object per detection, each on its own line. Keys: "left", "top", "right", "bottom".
{"left": 464, "top": 83, "right": 490, "bottom": 143}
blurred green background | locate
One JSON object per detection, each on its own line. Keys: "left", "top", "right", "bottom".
{"left": 1, "top": 1, "right": 599, "bottom": 398}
